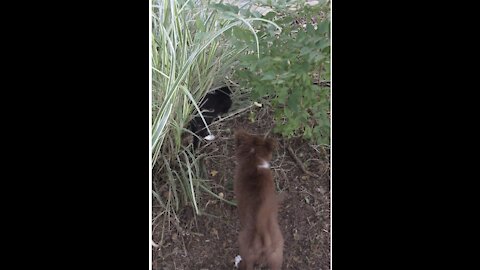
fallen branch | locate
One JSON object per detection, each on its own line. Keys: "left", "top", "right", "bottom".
{"left": 286, "top": 146, "right": 326, "bottom": 195}
{"left": 286, "top": 146, "right": 317, "bottom": 178}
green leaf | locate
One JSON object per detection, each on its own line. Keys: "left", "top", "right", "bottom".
{"left": 235, "top": 69, "right": 249, "bottom": 79}
{"left": 317, "top": 20, "right": 329, "bottom": 35}
{"left": 254, "top": 84, "right": 269, "bottom": 97}
{"left": 303, "top": 126, "right": 313, "bottom": 140}
{"left": 251, "top": 10, "right": 262, "bottom": 18}
{"left": 195, "top": 17, "right": 206, "bottom": 32}
{"left": 276, "top": 87, "right": 289, "bottom": 104}
{"left": 318, "top": 38, "right": 330, "bottom": 50}
{"left": 306, "top": 24, "right": 315, "bottom": 33}
{"left": 223, "top": 27, "right": 233, "bottom": 38}
{"left": 299, "top": 47, "right": 312, "bottom": 56}
{"left": 277, "top": 16, "right": 294, "bottom": 26}
{"left": 261, "top": 71, "right": 276, "bottom": 81}
{"left": 284, "top": 106, "right": 294, "bottom": 118}
{"left": 241, "top": 53, "right": 259, "bottom": 65}
{"left": 233, "top": 27, "right": 253, "bottom": 42}
{"left": 263, "top": 11, "right": 276, "bottom": 20}
{"left": 324, "top": 63, "right": 331, "bottom": 80}
{"left": 239, "top": 8, "right": 253, "bottom": 18}
{"left": 209, "top": 3, "right": 239, "bottom": 14}
{"left": 287, "top": 89, "right": 302, "bottom": 113}
{"left": 251, "top": 89, "right": 261, "bottom": 100}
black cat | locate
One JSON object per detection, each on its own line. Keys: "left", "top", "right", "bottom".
{"left": 188, "top": 86, "right": 232, "bottom": 149}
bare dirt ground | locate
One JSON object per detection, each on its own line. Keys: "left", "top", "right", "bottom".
{"left": 152, "top": 105, "right": 331, "bottom": 270}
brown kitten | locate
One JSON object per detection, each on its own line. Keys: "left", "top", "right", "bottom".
{"left": 234, "top": 129, "right": 284, "bottom": 270}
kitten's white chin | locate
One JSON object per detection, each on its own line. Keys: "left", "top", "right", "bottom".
{"left": 257, "top": 160, "right": 270, "bottom": 169}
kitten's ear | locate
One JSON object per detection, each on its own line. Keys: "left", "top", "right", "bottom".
{"left": 265, "top": 137, "right": 277, "bottom": 152}
{"left": 234, "top": 129, "right": 250, "bottom": 147}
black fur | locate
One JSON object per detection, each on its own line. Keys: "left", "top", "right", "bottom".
{"left": 188, "top": 86, "right": 232, "bottom": 149}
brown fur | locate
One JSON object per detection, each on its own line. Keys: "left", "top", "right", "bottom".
{"left": 234, "top": 129, "right": 284, "bottom": 270}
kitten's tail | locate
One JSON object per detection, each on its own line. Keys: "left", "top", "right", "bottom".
{"left": 256, "top": 197, "right": 277, "bottom": 249}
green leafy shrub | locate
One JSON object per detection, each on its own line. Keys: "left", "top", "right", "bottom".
{"left": 233, "top": 0, "right": 331, "bottom": 144}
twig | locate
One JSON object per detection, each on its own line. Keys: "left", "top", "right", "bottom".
{"left": 286, "top": 146, "right": 326, "bottom": 195}
{"left": 313, "top": 80, "right": 331, "bottom": 87}
{"left": 286, "top": 146, "right": 317, "bottom": 178}
{"left": 213, "top": 104, "right": 253, "bottom": 124}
